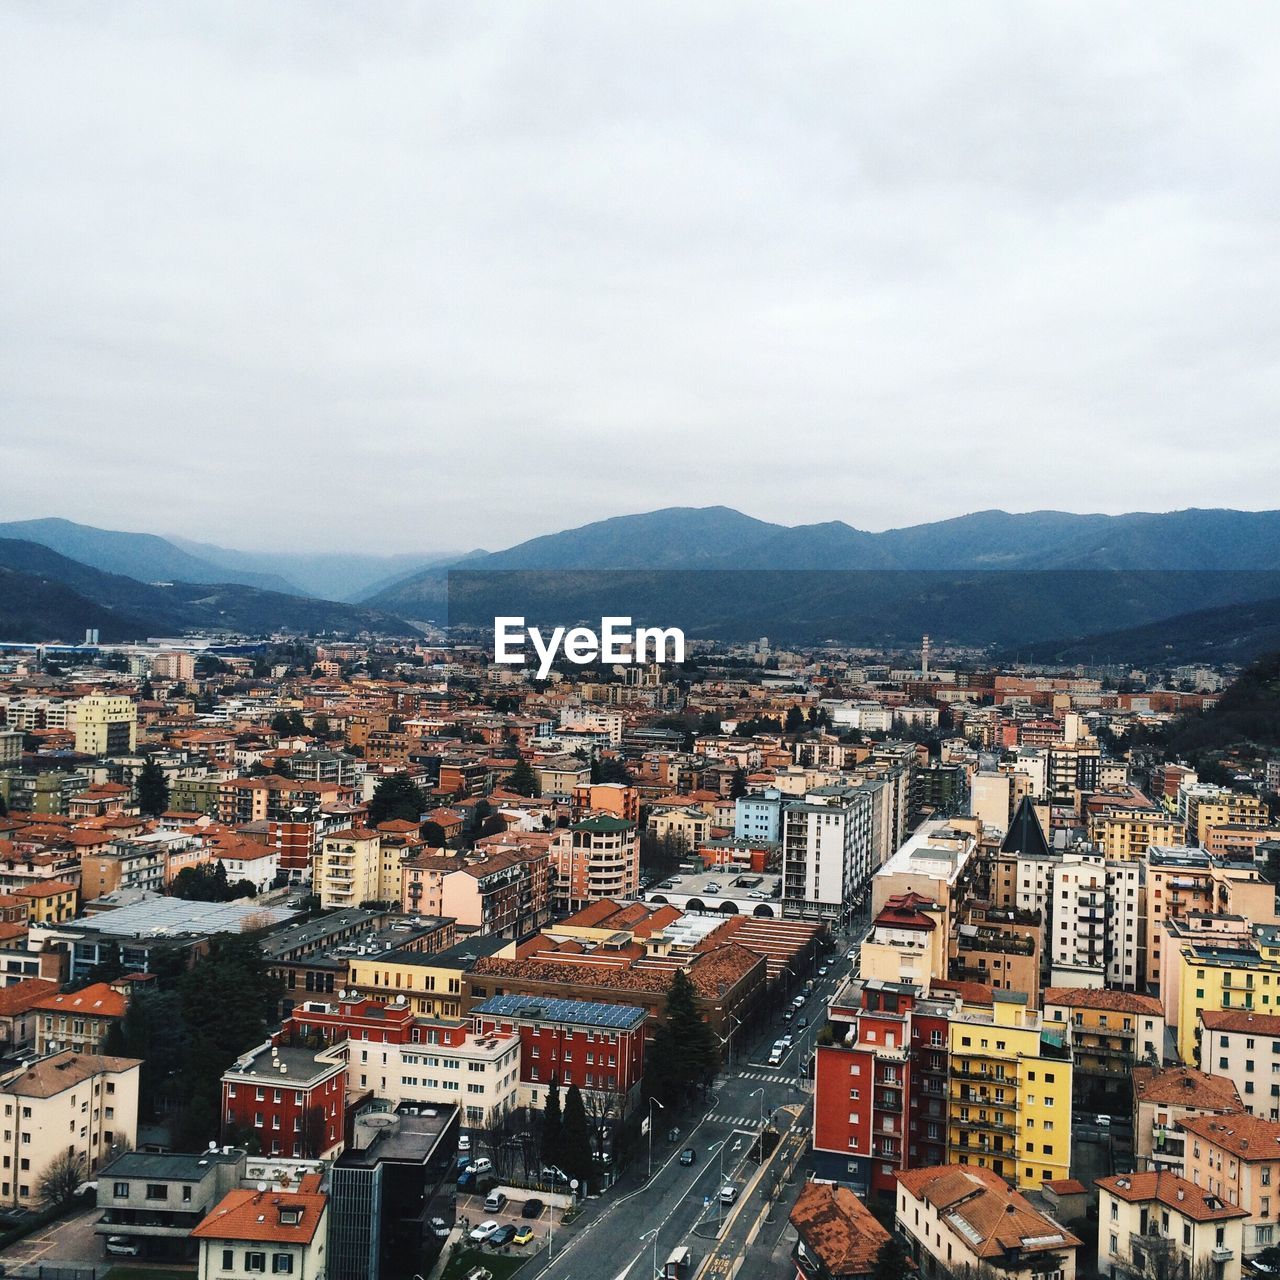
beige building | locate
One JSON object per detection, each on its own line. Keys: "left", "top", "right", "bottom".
{"left": 1097, "top": 1171, "right": 1246, "bottom": 1280}
{"left": 74, "top": 695, "right": 137, "bottom": 756}
{"left": 1198, "top": 1010, "right": 1280, "bottom": 1120}
{"left": 314, "top": 828, "right": 395, "bottom": 909}
{"left": 1090, "top": 807, "right": 1186, "bottom": 861}
{"left": 192, "top": 1180, "right": 328, "bottom": 1280}
{"left": 1131, "top": 1066, "right": 1242, "bottom": 1175}
{"left": 896, "top": 1164, "right": 1080, "bottom": 1280}
{"left": 0, "top": 1050, "right": 141, "bottom": 1208}
{"left": 1181, "top": 1111, "right": 1280, "bottom": 1256}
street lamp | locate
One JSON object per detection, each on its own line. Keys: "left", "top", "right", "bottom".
{"left": 749, "top": 1086, "right": 765, "bottom": 1134}
{"left": 647, "top": 1096, "right": 666, "bottom": 1177}
{"left": 641, "top": 1227, "right": 660, "bottom": 1280}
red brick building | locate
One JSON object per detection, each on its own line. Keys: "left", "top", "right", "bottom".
{"left": 470, "top": 994, "right": 648, "bottom": 1114}
{"left": 221, "top": 1043, "right": 345, "bottom": 1158}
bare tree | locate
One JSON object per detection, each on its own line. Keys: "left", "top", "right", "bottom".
{"left": 38, "top": 1150, "right": 86, "bottom": 1212}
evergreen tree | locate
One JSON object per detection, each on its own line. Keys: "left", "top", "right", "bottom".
{"left": 558, "top": 1084, "right": 593, "bottom": 1184}
{"left": 270, "top": 712, "right": 293, "bottom": 735}
{"left": 136, "top": 760, "right": 169, "bottom": 816}
{"left": 784, "top": 706, "right": 806, "bottom": 733}
{"left": 729, "top": 767, "right": 747, "bottom": 799}
{"left": 366, "top": 773, "right": 426, "bottom": 826}
{"left": 542, "top": 1075, "right": 563, "bottom": 1165}
{"left": 0, "top": 790, "right": 10, "bottom": 817}
{"left": 645, "top": 969, "right": 719, "bottom": 1110}
{"left": 505, "top": 758, "right": 539, "bottom": 797}
{"left": 312, "top": 714, "right": 330, "bottom": 738}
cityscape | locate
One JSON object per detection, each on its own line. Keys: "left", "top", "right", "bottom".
{"left": 6, "top": 7, "right": 1280, "bottom": 1280}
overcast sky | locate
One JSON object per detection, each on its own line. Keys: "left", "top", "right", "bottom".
{"left": 4, "top": 4, "right": 1280, "bottom": 555}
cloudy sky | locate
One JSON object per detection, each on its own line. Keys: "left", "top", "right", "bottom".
{"left": 4, "top": 3, "right": 1280, "bottom": 554}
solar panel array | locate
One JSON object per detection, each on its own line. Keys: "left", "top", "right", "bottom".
{"left": 472, "top": 993, "right": 647, "bottom": 1031}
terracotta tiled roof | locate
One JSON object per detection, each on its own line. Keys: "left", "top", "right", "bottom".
{"left": 1179, "top": 1111, "right": 1280, "bottom": 1160}
{"left": 789, "top": 1180, "right": 891, "bottom": 1278}
{"left": 0, "top": 979, "right": 59, "bottom": 1017}
{"left": 1096, "top": 1171, "right": 1248, "bottom": 1221}
{"left": 1042, "top": 987, "right": 1164, "bottom": 1016}
{"left": 1199, "top": 1009, "right": 1280, "bottom": 1035}
{"left": 31, "top": 982, "right": 127, "bottom": 1019}
{"left": 896, "top": 1165, "right": 1080, "bottom": 1260}
{"left": 15, "top": 881, "right": 77, "bottom": 898}
{"left": 1132, "top": 1065, "right": 1242, "bottom": 1112}
{"left": 191, "top": 1187, "right": 326, "bottom": 1244}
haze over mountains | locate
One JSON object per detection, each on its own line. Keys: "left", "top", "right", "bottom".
{"left": 4, "top": 506, "right": 1280, "bottom": 655}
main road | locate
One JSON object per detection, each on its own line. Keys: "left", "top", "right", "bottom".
{"left": 522, "top": 893, "right": 876, "bottom": 1280}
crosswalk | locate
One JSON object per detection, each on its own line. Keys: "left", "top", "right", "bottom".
{"left": 738, "top": 1069, "right": 802, "bottom": 1085}
{"left": 706, "top": 1111, "right": 764, "bottom": 1127}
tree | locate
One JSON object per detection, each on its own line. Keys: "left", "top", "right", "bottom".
{"left": 0, "top": 790, "right": 6, "bottom": 818}
{"left": 729, "top": 767, "right": 748, "bottom": 799}
{"left": 645, "top": 969, "right": 720, "bottom": 1110}
{"left": 37, "top": 1150, "right": 86, "bottom": 1211}
{"left": 592, "top": 756, "right": 633, "bottom": 785}
{"left": 873, "top": 1235, "right": 911, "bottom": 1280}
{"left": 558, "top": 1084, "right": 593, "bottom": 1185}
{"left": 366, "top": 773, "right": 426, "bottom": 826}
{"left": 784, "top": 706, "right": 806, "bottom": 733}
{"left": 505, "top": 758, "right": 540, "bottom": 798}
{"left": 543, "top": 1075, "right": 563, "bottom": 1165}
{"left": 312, "top": 714, "right": 330, "bottom": 739}
{"left": 271, "top": 712, "right": 293, "bottom": 735}
{"left": 136, "top": 759, "right": 169, "bottom": 816}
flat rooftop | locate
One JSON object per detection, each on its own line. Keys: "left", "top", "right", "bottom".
{"left": 50, "top": 894, "right": 299, "bottom": 938}
{"left": 472, "top": 994, "right": 647, "bottom": 1032}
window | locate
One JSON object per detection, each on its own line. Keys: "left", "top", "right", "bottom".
{"left": 272, "top": 1254, "right": 294, "bottom": 1274}
{"left": 246, "top": 1252, "right": 267, "bottom": 1273}
{"left": 113, "top": 1182, "right": 129, "bottom": 1198}
{"left": 145, "top": 1183, "right": 168, "bottom": 1200}
{"left": 223, "top": 1250, "right": 234, "bottom": 1271}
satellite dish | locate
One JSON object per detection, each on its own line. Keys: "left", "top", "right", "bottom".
{"left": 256, "top": 1182, "right": 267, "bottom": 1193}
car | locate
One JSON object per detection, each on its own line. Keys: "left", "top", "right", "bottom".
{"left": 780, "top": 1033, "right": 794, "bottom": 1047}
{"left": 542, "top": 1164, "right": 569, "bottom": 1184}
{"left": 522, "top": 1198, "right": 545, "bottom": 1218}
{"left": 782, "top": 1010, "right": 794, "bottom": 1023}
{"left": 594, "top": 1149, "right": 612, "bottom": 1164}
{"left": 1247, "top": 1262, "right": 1277, "bottom": 1277}
{"left": 720, "top": 1184, "right": 738, "bottom": 1205}
{"left": 484, "top": 1190, "right": 508, "bottom": 1213}
{"left": 469, "top": 1157, "right": 493, "bottom": 1175}
{"left": 679, "top": 1147, "right": 697, "bottom": 1165}
{"left": 796, "top": 1017, "right": 808, "bottom": 1030}
{"left": 459, "top": 1133, "right": 472, "bottom": 1152}
{"left": 1097, "top": 1115, "right": 1112, "bottom": 1127}
{"left": 489, "top": 1225, "right": 516, "bottom": 1248}
{"left": 106, "top": 1238, "right": 141, "bottom": 1257}
{"left": 846, "top": 948, "right": 857, "bottom": 960}
{"left": 465, "top": 1269, "right": 493, "bottom": 1280}
{"left": 749, "top": 891, "right": 765, "bottom": 899}
{"left": 457, "top": 1171, "right": 476, "bottom": 1191}
{"left": 791, "top": 995, "right": 805, "bottom": 1009}
{"left": 469, "top": 1220, "right": 500, "bottom": 1243}
{"left": 429, "top": 1217, "right": 451, "bottom": 1239}
{"left": 767, "top": 1048, "right": 784, "bottom": 1066}
{"left": 818, "top": 966, "right": 829, "bottom": 977}
{"left": 513, "top": 1226, "right": 535, "bottom": 1246}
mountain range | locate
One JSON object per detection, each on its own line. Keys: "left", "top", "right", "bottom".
{"left": 0, "top": 539, "right": 412, "bottom": 643}
{"left": 5, "top": 506, "right": 1280, "bottom": 655}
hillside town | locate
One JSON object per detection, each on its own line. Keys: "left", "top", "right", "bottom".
{"left": 0, "top": 632, "right": 1274, "bottom": 1280}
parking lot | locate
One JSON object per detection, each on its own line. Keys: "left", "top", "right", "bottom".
{"left": 454, "top": 1187, "right": 566, "bottom": 1255}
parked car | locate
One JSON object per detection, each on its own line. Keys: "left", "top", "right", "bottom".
{"left": 679, "top": 1147, "right": 697, "bottom": 1165}
{"left": 489, "top": 1225, "right": 516, "bottom": 1248}
{"left": 429, "top": 1217, "right": 451, "bottom": 1239}
{"left": 465, "top": 1269, "right": 493, "bottom": 1280}
{"left": 796, "top": 1017, "right": 808, "bottom": 1030}
{"left": 456, "top": 1170, "right": 477, "bottom": 1191}
{"left": 846, "top": 948, "right": 857, "bottom": 960}
{"left": 459, "top": 1134, "right": 472, "bottom": 1151}
{"left": 469, "top": 1220, "right": 500, "bottom": 1243}
{"left": 469, "top": 1157, "right": 493, "bottom": 1175}
{"left": 541, "top": 1164, "right": 569, "bottom": 1184}
{"left": 522, "top": 1198, "right": 545, "bottom": 1219}
{"left": 818, "top": 965, "right": 829, "bottom": 977}
{"left": 720, "top": 1184, "right": 738, "bottom": 1205}
{"left": 791, "top": 995, "right": 805, "bottom": 1009}
{"left": 513, "top": 1226, "right": 535, "bottom": 1247}
{"left": 782, "top": 1010, "right": 794, "bottom": 1023}
{"left": 780, "top": 1033, "right": 794, "bottom": 1047}
{"left": 106, "top": 1238, "right": 141, "bottom": 1257}
{"left": 768, "top": 1047, "right": 784, "bottom": 1066}
{"left": 484, "top": 1190, "right": 508, "bottom": 1213}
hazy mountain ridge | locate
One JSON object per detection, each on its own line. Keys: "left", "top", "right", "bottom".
{"left": 0, "top": 540, "right": 415, "bottom": 641}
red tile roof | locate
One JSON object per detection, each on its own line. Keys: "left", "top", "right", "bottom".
{"left": 191, "top": 1187, "right": 327, "bottom": 1244}
{"left": 1043, "top": 987, "right": 1164, "bottom": 1016}
{"left": 789, "top": 1180, "right": 891, "bottom": 1278}
{"left": 1179, "top": 1111, "right": 1280, "bottom": 1161}
{"left": 1132, "top": 1065, "right": 1242, "bottom": 1112}
{"left": 1096, "top": 1171, "right": 1248, "bottom": 1221}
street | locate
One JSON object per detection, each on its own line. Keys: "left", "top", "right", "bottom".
{"left": 519, "top": 895, "right": 875, "bottom": 1280}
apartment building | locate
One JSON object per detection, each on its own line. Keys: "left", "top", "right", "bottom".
{"left": 1089, "top": 806, "right": 1186, "bottom": 861}
{"left": 220, "top": 1044, "right": 345, "bottom": 1159}
{"left": 1043, "top": 988, "right": 1164, "bottom": 1106}
{"left": 551, "top": 815, "right": 639, "bottom": 911}
{"left": 782, "top": 785, "right": 875, "bottom": 921}
{"left": 791, "top": 1180, "right": 891, "bottom": 1280}
{"left": 896, "top": 1165, "right": 1080, "bottom": 1280}
{"left": 1181, "top": 1112, "right": 1280, "bottom": 1256}
{"left": 858, "top": 893, "right": 946, "bottom": 988}
{"left": 1050, "top": 853, "right": 1146, "bottom": 990}
{"left": 32, "top": 981, "right": 128, "bottom": 1055}
{"left": 0, "top": 1050, "right": 141, "bottom": 1208}
{"left": 74, "top": 695, "right": 137, "bottom": 756}
{"left": 192, "top": 1179, "right": 328, "bottom": 1280}
{"left": 1131, "top": 1066, "right": 1242, "bottom": 1174}
{"left": 314, "top": 829, "right": 389, "bottom": 910}
{"left": 1096, "top": 1171, "right": 1246, "bottom": 1280}
{"left": 947, "top": 992, "right": 1073, "bottom": 1189}
{"left": 1198, "top": 1010, "right": 1280, "bottom": 1120}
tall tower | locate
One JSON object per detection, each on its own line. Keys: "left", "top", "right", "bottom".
{"left": 921, "top": 634, "right": 930, "bottom": 676}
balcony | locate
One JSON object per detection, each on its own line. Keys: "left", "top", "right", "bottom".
{"left": 1212, "top": 1247, "right": 1234, "bottom": 1262}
